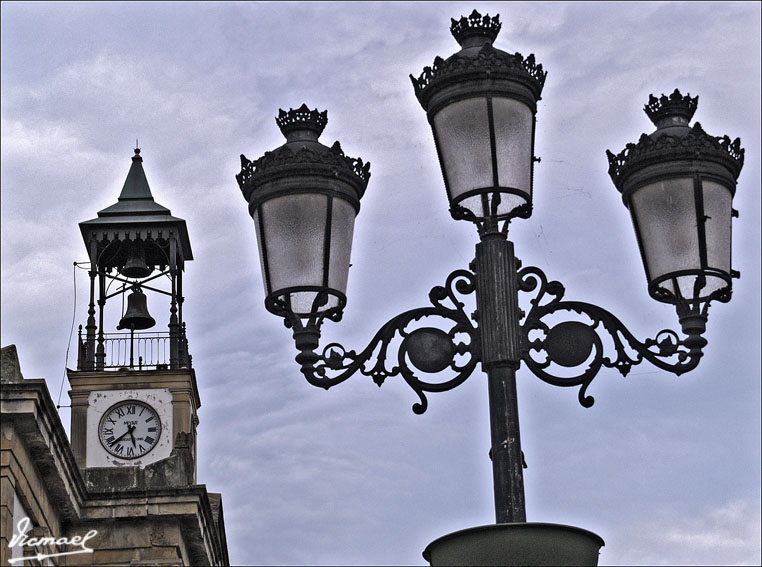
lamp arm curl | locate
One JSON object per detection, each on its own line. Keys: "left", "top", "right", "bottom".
{"left": 290, "top": 270, "right": 481, "bottom": 414}
{"left": 517, "top": 265, "right": 705, "bottom": 408}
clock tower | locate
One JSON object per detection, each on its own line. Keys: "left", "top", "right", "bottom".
{"left": 67, "top": 147, "right": 199, "bottom": 477}
{"left": 3, "top": 148, "right": 228, "bottom": 565}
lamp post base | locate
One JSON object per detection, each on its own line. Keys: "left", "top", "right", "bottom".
{"left": 422, "top": 523, "right": 604, "bottom": 566}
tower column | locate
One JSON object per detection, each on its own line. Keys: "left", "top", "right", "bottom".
{"left": 96, "top": 269, "right": 106, "bottom": 370}
{"left": 84, "top": 239, "right": 98, "bottom": 371}
{"left": 178, "top": 264, "right": 187, "bottom": 367}
{"left": 86, "top": 268, "right": 97, "bottom": 371}
{"left": 69, "top": 390, "right": 90, "bottom": 468}
{"left": 169, "top": 235, "right": 180, "bottom": 369}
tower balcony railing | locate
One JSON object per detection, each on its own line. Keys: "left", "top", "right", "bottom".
{"left": 76, "top": 324, "right": 192, "bottom": 371}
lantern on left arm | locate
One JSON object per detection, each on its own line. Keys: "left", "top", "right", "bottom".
{"left": 236, "top": 104, "right": 371, "bottom": 351}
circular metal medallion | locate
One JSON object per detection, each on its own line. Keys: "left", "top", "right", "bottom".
{"left": 404, "top": 328, "right": 456, "bottom": 373}
{"left": 545, "top": 321, "right": 596, "bottom": 367}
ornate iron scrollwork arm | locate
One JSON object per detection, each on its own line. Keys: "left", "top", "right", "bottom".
{"left": 292, "top": 270, "right": 480, "bottom": 414}
{"left": 518, "top": 265, "right": 704, "bottom": 407}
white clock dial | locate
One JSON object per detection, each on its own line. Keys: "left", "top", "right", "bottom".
{"left": 98, "top": 400, "right": 162, "bottom": 459}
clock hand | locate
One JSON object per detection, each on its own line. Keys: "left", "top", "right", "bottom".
{"left": 109, "top": 428, "right": 131, "bottom": 446}
{"left": 109, "top": 424, "right": 136, "bottom": 447}
{"left": 129, "top": 426, "right": 137, "bottom": 447}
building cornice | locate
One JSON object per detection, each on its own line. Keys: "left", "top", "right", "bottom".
{"left": 1, "top": 380, "right": 88, "bottom": 516}
{"left": 67, "top": 367, "right": 202, "bottom": 411}
{"left": 81, "top": 485, "right": 229, "bottom": 566}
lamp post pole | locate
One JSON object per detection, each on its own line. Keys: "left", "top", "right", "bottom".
{"left": 474, "top": 228, "right": 526, "bottom": 523}
{"left": 486, "top": 363, "right": 524, "bottom": 523}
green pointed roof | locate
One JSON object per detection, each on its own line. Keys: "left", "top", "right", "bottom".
{"left": 79, "top": 148, "right": 193, "bottom": 262}
{"left": 96, "top": 148, "right": 172, "bottom": 217}
{"left": 118, "top": 148, "right": 155, "bottom": 198}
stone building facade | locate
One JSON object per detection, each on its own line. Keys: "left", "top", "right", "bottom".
{"left": 1, "top": 345, "right": 228, "bottom": 566}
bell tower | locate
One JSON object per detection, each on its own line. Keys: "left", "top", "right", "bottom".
{"left": 67, "top": 148, "right": 199, "bottom": 477}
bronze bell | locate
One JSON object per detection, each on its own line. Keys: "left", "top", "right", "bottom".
{"left": 117, "top": 288, "right": 156, "bottom": 330}
{"left": 119, "top": 240, "right": 153, "bottom": 279}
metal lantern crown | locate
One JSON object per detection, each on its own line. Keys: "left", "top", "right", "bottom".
{"left": 607, "top": 89, "right": 744, "bottom": 325}
{"left": 410, "top": 9, "right": 546, "bottom": 226}
{"left": 236, "top": 105, "right": 371, "bottom": 325}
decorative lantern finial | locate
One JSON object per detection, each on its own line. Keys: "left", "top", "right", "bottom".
{"left": 450, "top": 10, "right": 502, "bottom": 46}
{"left": 644, "top": 89, "right": 698, "bottom": 128}
{"left": 276, "top": 104, "right": 328, "bottom": 140}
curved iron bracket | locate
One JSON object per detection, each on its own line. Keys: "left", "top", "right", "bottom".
{"left": 291, "top": 270, "right": 481, "bottom": 414}
{"left": 518, "top": 265, "right": 704, "bottom": 408}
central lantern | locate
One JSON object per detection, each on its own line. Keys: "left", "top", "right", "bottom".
{"left": 410, "top": 10, "right": 546, "bottom": 225}
{"left": 236, "top": 105, "right": 370, "bottom": 323}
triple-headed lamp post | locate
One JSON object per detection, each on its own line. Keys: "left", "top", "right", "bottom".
{"left": 236, "top": 10, "right": 744, "bottom": 566}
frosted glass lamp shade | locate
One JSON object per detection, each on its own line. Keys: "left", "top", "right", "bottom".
{"left": 628, "top": 176, "right": 733, "bottom": 303}
{"left": 432, "top": 96, "right": 534, "bottom": 221}
{"left": 253, "top": 192, "right": 356, "bottom": 318}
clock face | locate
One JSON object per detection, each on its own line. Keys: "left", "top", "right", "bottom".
{"left": 98, "top": 400, "right": 162, "bottom": 459}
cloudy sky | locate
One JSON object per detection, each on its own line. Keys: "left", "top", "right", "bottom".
{"left": 2, "top": 2, "right": 760, "bottom": 565}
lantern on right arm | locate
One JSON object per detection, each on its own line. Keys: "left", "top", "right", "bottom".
{"left": 607, "top": 89, "right": 744, "bottom": 338}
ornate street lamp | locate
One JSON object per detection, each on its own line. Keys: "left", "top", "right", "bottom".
{"left": 236, "top": 10, "right": 744, "bottom": 566}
